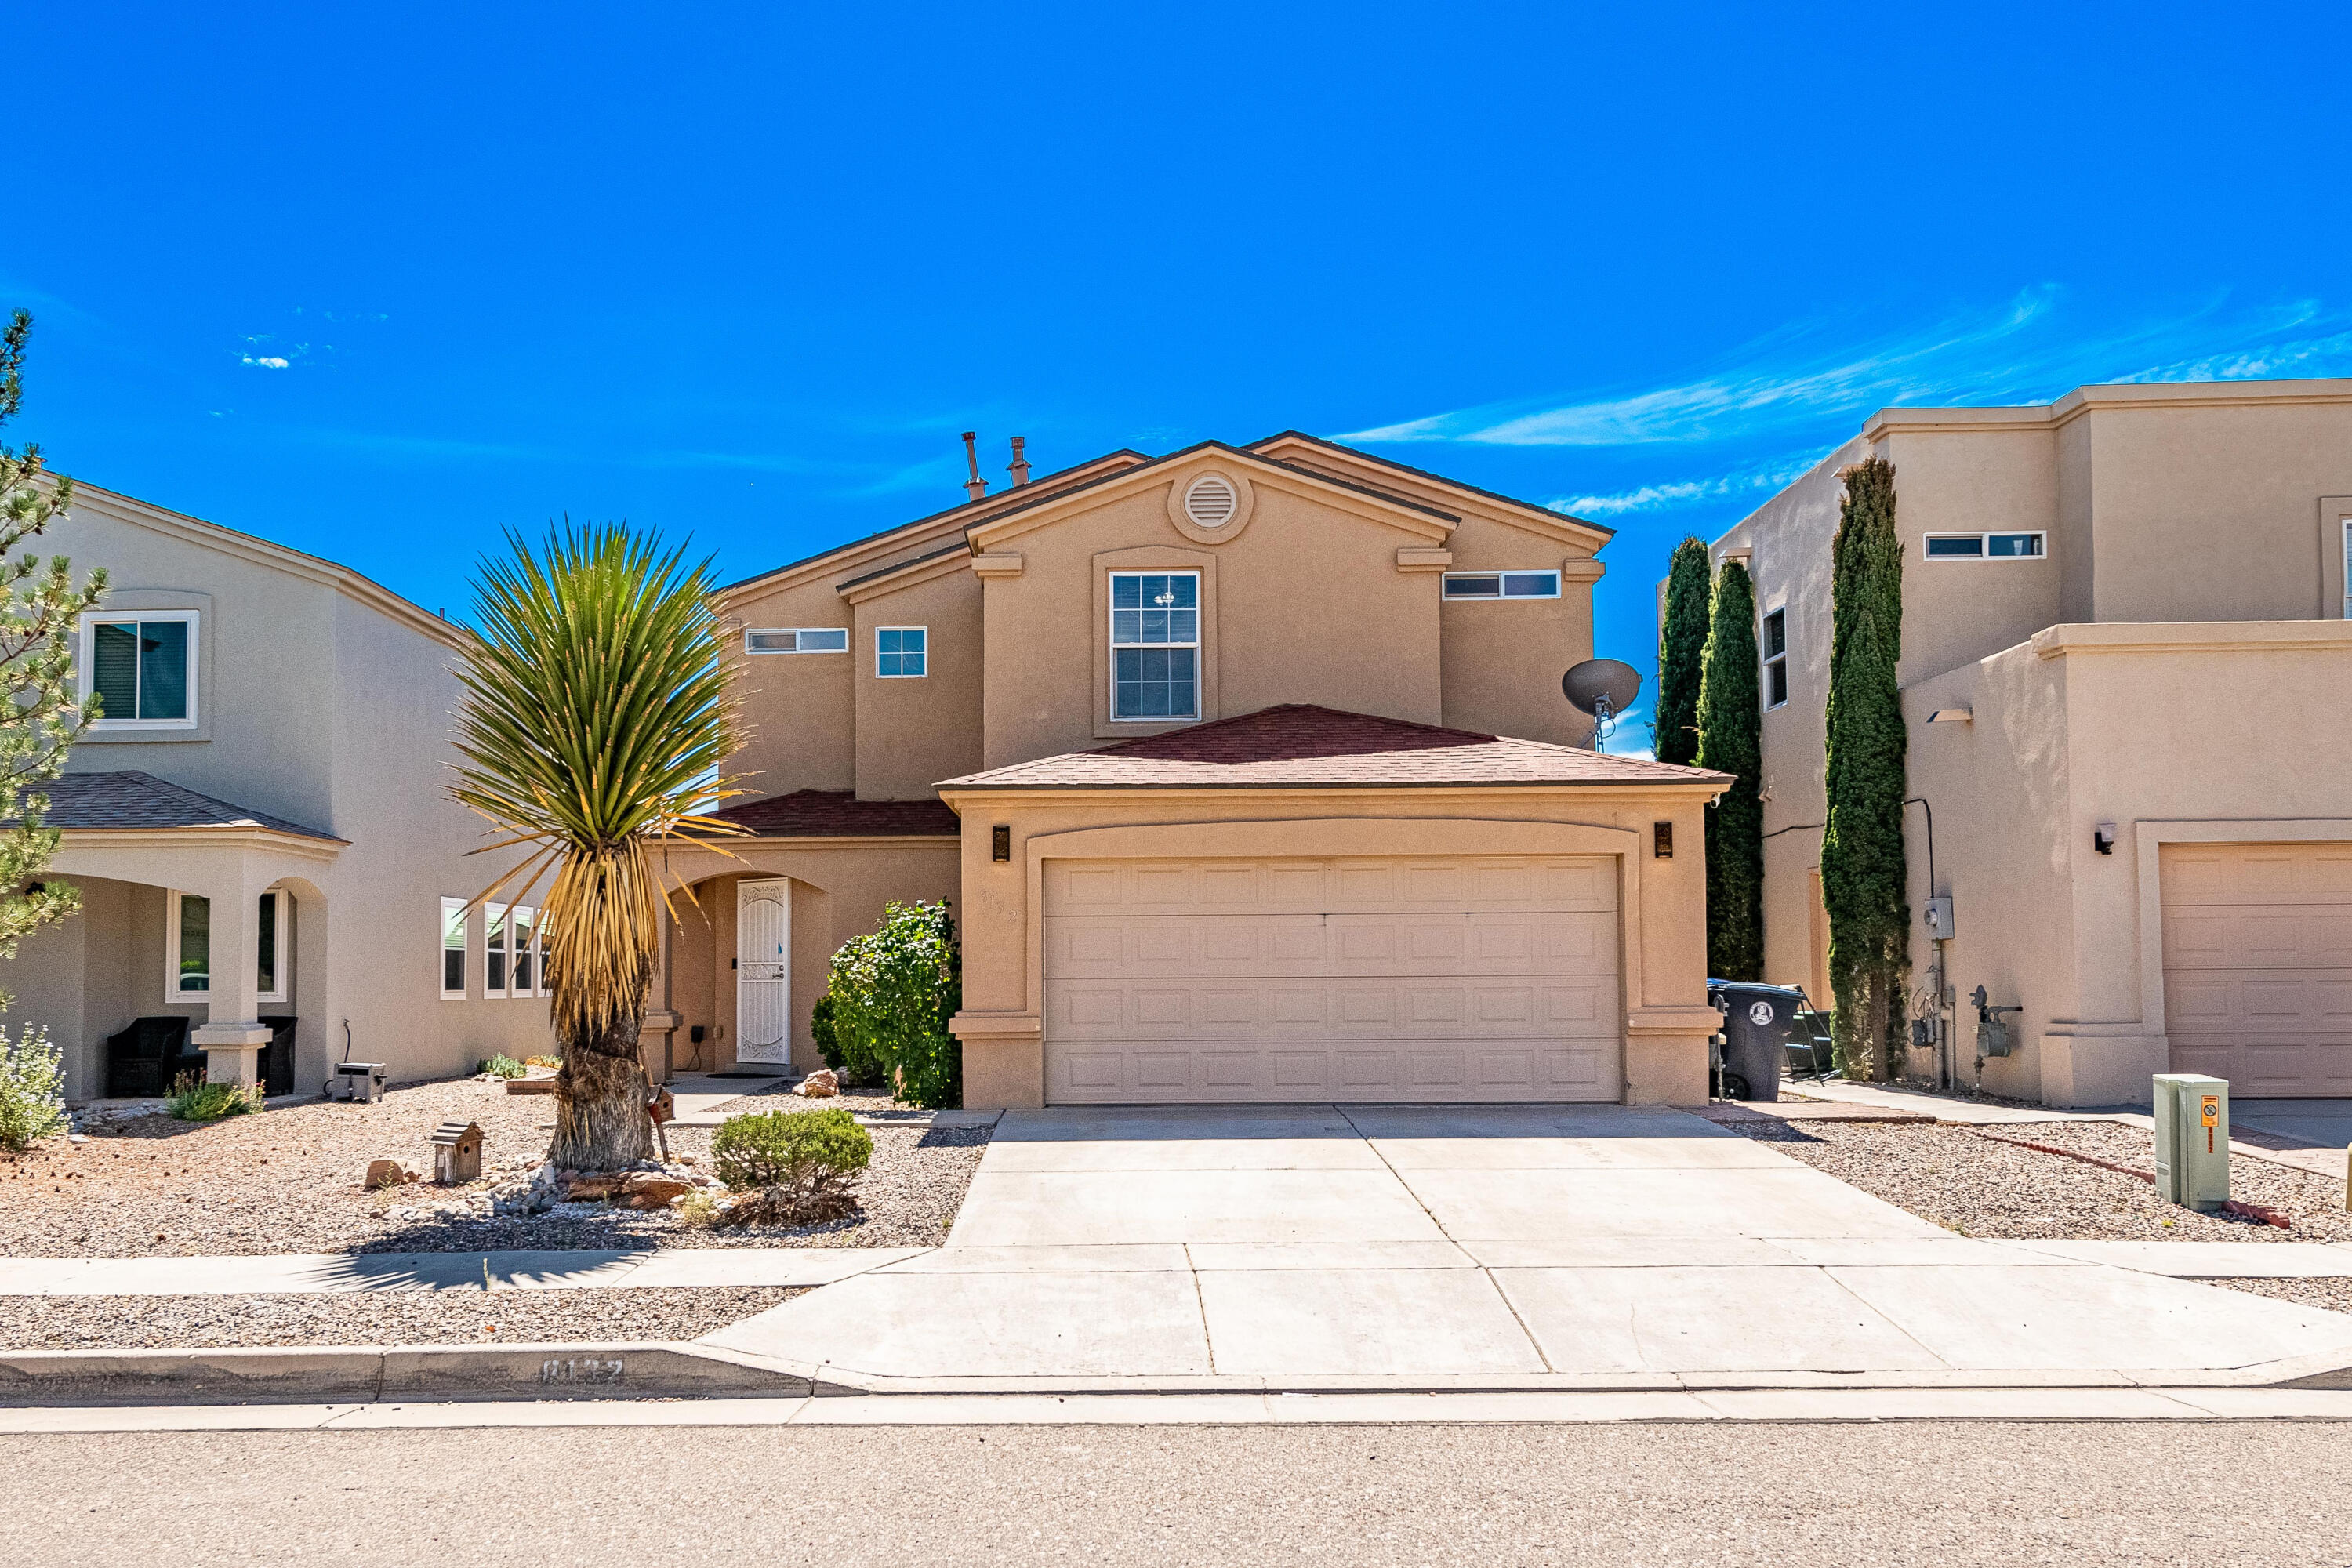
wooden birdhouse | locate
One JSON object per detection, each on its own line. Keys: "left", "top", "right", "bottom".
{"left": 430, "top": 1120, "right": 485, "bottom": 1185}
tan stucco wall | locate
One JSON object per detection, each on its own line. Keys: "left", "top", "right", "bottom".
{"left": 938, "top": 784, "right": 1720, "bottom": 1110}
{"left": 658, "top": 837, "right": 960, "bottom": 1071}
{"left": 1902, "top": 622, "right": 2352, "bottom": 1107}
{"left": 724, "top": 571, "right": 860, "bottom": 797}
{"left": 851, "top": 566, "right": 984, "bottom": 800}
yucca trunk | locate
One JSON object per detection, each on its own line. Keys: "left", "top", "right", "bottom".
{"left": 550, "top": 1008, "right": 653, "bottom": 1170}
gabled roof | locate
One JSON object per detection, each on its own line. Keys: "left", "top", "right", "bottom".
{"left": 719, "top": 448, "right": 1152, "bottom": 600}
{"left": 28, "top": 771, "right": 346, "bottom": 842}
{"left": 1246, "top": 431, "right": 1614, "bottom": 545}
{"left": 938, "top": 705, "right": 1728, "bottom": 792}
{"left": 709, "top": 789, "right": 960, "bottom": 838}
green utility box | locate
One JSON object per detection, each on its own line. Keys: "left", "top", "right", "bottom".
{"left": 2153, "top": 1073, "right": 2230, "bottom": 1212}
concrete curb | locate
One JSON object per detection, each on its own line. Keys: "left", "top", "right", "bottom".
{"left": 0, "top": 1341, "right": 836, "bottom": 1407}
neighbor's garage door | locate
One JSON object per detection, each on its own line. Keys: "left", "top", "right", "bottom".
{"left": 1040, "top": 855, "right": 1621, "bottom": 1104}
{"left": 2161, "top": 842, "right": 2352, "bottom": 1096}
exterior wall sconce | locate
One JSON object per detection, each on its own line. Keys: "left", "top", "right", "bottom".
{"left": 2092, "top": 822, "right": 2117, "bottom": 855}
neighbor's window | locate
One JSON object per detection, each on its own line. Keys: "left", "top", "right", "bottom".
{"left": 168, "top": 891, "right": 211, "bottom": 1000}
{"left": 1924, "top": 532, "right": 2045, "bottom": 560}
{"left": 745, "top": 628, "right": 848, "bottom": 654}
{"left": 256, "top": 888, "right": 287, "bottom": 1004}
{"left": 509, "top": 906, "right": 536, "bottom": 998}
{"left": 441, "top": 898, "right": 468, "bottom": 1000}
{"left": 1441, "top": 571, "right": 1562, "bottom": 600}
{"left": 1762, "top": 608, "right": 1789, "bottom": 710}
{"left": 876, "top": 626, "right": 928, "bottom": 678}
{"left": 1110, "top": 571, "right": 1199, "bottom": 720}
{"left": 82, "top": 612, "right": 198, "bottom": 728}
{"left": 485, "top": 903, "right": 510, "bottom": 995}
{"left": 533, "top": 913, "right": 552, "bottom": 998}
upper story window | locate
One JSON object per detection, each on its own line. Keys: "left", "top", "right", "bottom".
{"left": 876, "top": 626, "right": 928, "bottom": 678}
{"left": 1762, "top": 608, "right": 1789, "bottom": 710}
{"left": 1110, "top": 571, "right": 1199, "bottom": 720}
{"left": 1442, "top": 571, "right": 1561, "bottom": 600}
{"left": 1923, "top": 532, "right": 2045, "bottom": 560}
{"left": 82, "top": 611, "right": 198, "bottom": 728}
{"left": 745, "top": 627, "right": 848, "bottom": 654}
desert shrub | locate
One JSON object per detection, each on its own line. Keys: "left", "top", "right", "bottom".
{"left": 710, "top": 1105, "right": 871, "bottom": 1190}
{"left": 524, "top": 1054, "right": 561, "bottom": 1070}
{"left": 676, "top": 1186, "right": 722, "bottom": 1227}
{"left": 0, "top": 1023, "right": 67, "bottom": 1153}
{"left": 827, "top": 900, "right": 961, "bottom": 1109}
{"left": 477, "top": 1054, "right": 526, "bottom": 1079}
{"left": 166, "top": 1071, "right": 262, "bottom": 1122}
{"left": 810, "top": 994, "right": 844, "bottom": 1074}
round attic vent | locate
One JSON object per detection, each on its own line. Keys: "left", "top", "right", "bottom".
{"left": 1183, "top": 474, "right": 1238, "bottom": 528}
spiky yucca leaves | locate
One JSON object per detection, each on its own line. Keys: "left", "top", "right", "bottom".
{"left": 0, "top": 310, "right": 106, "bottom": 1010}
{"left": 449, "top": 524, "right": 747, "bottom": 1170}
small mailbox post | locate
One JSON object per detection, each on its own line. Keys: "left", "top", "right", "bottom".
{"left": 430, "top": 1120, "right": 486, "bottom": 1185}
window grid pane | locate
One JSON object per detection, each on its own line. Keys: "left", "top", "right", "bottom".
{"left": 178, "top": 895, "right": 211, "bottom": 994}
{"left": 1987, "top": 533, "right": 2043, "bottom": 557}
{"left": 1501, "top": 572, "right": 1559, "bottom": 598}
{"left": 1926, "top": 536, "right": 1984, "bottom": 557}
{"left": 1763, "top": 610, "right": 1787, "bottom": 659}
{"left": 93, "top": 623, "right": 139, "bottom": 719}
{"left": 1443, "top": 575, "right": 1502, "bottom": 598}
{"left": 136, "top": 621, "right": 188, "bottom": 719}
{"left": 256, "top": 892, "right": 278, "bottom": 995}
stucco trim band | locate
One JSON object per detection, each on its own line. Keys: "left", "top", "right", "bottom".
{"left": 2031, "top": 621, "right": 2352, "bottom": 660}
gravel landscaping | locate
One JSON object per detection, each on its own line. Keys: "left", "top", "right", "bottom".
{"left": 2209, "top": 1276, "right": 2352, "bottom": 1315}
{"left": 1731, "top": 1116, "right": 2352, "bottom": 1243}
{"left": 0, "top": 1287, "right": 799, "bottom": 1349}
{"left": 0, "top": 1076, "right": 989, "bottom": 1258}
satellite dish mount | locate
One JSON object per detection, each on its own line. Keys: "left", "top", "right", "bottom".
{"left": 1561, "top": 659, "right": 1642, "bottom": 753}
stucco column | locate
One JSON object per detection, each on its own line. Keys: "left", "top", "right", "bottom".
{"left": 190, "top": 861, "right": 270, "bottom": 1089}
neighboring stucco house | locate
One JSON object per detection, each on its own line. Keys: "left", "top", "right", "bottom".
{"left": 1, "top": 483, "right": 552, "bottom": 1099}
{"left": 1714, "top": 377, "right": 2352, "bottom": 1107}
{"left": 654, "top": 434, "right": 1730, "bottom": 1109}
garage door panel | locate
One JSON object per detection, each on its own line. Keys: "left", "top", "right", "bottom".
{"left": 1042, "top": 855, "right": 1619, "bottom": 916}
{"left": 2161, "top": 842, "right": 2352, "bottom": 1096}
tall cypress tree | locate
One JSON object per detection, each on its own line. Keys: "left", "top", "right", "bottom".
{"left": 1695, "top": 559, "right": 1763, "bottom": 980}
{"left": 1653, "top": 537, "right": 1711, "bottom": 767}
{"left": 1822, "top": 457, "right": 1908, "bottom": 1080}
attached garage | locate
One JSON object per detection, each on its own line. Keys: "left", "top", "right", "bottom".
{"left": 939, "top": 705, "right": 1730, "bottom": 1110}
{"left": 2161, "top": 841, "right": 2352, "bottom": 1096}
{"left": 1041, "top": 853, "right": 1620, "bottom": 1103}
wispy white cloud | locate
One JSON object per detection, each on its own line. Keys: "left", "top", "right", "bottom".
{"left": 1551, "top": 452, "right": 1824, "bottom": 518}
{"left": 240, "top": 354, "right": 289, "bottom": 369}
{"left": 1341, "top": 290, "right": 2352, "bottom": 452}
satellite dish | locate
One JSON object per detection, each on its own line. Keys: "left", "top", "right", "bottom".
{"left": 1561, "top": 659, "right": 1642, "bottom": 751}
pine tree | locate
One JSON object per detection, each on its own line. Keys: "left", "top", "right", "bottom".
{"left": 1653, "top": 537, "right": 1711, "bottom": 766}
{"left": 0, "top": 311, "right": 105, "bottom": 1011}
{"left": 1695, "top": 558, "right": 1763, "bottom": 980}
{"left": 1822, "top": 456, "right": 1908, "bottom": 1080}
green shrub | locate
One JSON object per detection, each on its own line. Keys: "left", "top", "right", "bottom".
{"left": 827, "top": 899, "right": 961, "bottom": 1109}
{"left": 166, "top": 1071, "right": 262, "bottom": 1122}
{"left": 0, "top": 1023, "right": 67, "bottom": 1153}
{"left": 477, "top": 1054, "right": 526, "bottom": 1079}
{"left": 710, "top": 1106, "right": 872, "bottom": 1193}
{"left": 810, "top": 994, "right": 844, "bottom": 1074}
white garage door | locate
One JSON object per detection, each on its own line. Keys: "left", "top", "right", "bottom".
{"left": 1041, "top": 855, "right": 1621, "bottom": 1104}
{"left": 2161, "top": 842, "right": 2352, "bottom": 1096}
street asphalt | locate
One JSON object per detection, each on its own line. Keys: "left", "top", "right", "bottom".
{"left": 6, "top": 1421, "right": 2348, "bottom": 1565}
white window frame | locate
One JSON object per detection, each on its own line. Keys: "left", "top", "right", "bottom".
{"left": 1762, "top": 607, "right": 1789, "bottom": 711}
{"left": 744, "top": 627, "right": 849, "bottom": 655}
{"left": 484, "top": 902, "right": 512, "bottom": 997}
{"left": 506, "top": 906, "right": 537, "bottom": 1000}
{"left": 1440, "top": 571, "right": 1563, "bottom": 600}
{"left": 440, "top": 897, "right": 468, "bottom": 1000}
{"left": 79, "top": 609, "right": 200, "bottom": 730}
{"left": 2343, "top": 519, "right": 2350, "bottom": 620}
{"left": 255, "top": 887, "right": 289, "bottom": 1005}
{"left": 533, "top": 912, "right": 552, "bottom": 998}
{"left": 165, "top": 889, "right": 211, "bottom": 1004}
{"left": 1108, "top": 570, "right": 1202, "bottom": 723}
{"left": 1922, "top": 531, "right": 2046, "bottom": 561}
{"left": 875, "top": 626, "right": 928, "bottom": 679}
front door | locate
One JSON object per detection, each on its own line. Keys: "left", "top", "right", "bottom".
{"left": 735, "top": 878, "right": 792, "bottom": 1065}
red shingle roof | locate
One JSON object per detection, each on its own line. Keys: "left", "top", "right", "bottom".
{"left": 937, "top": 706, "right": 1729, "bottom": 791}
{"left": 711, "top": 789, "right": 960, "bottom": 838}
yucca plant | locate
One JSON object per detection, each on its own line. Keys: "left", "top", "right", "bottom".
{"left": 449, "top": 523, "right": 747, "bottom": 1170}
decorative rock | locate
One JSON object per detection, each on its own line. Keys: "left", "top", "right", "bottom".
{"left": 557, "top": 1171, "right": 624, "bottom": 1201}
{"left": 619, "top": 1172, "right": 695, "bottom": 1208}
{"left": 364, "top": 1159, "right": 420, "bottom": 1189}
{"left": 794, "top": 1069, "right": 840, "bottom": 1098}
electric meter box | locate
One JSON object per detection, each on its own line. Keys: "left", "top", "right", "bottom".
{"left": 2152, "top": 1073, "right": 2229, "bottom": 1212}
{"left": 1923, "top": 896, "right": 1955, "bottom": 939}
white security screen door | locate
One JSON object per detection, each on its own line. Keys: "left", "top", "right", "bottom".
{"left": 735, "top": 878, "right": 792, "bottom": 1065}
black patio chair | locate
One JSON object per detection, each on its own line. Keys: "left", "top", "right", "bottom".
{"left": 104, "top": 1015, "right": 194, "bottom": 1098}
{"left": 259, "top": 1015, "right": 299, "bottom": 1098}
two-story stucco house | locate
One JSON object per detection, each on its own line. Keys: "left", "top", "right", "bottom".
{"left": 1715, "top": 377, "right": 2352, "bottom": 1108}
{"left": 2, "top": 482, "right": 553, "bottom": 1099}
{"left": 649, "top": 434, "right": 1730, "bottom": 1110}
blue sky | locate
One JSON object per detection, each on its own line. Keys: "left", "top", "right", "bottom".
{"left": 11, "top": 2, "right": 2352, "bottom": 753}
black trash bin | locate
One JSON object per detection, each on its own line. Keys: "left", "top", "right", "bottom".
{"left": 1707, "top": 980, "right": 1805, "bottom": 1102}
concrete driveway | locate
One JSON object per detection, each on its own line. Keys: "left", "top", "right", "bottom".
{"left": 706, "top": 1104, "right": 2352, "bottom": 1388}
